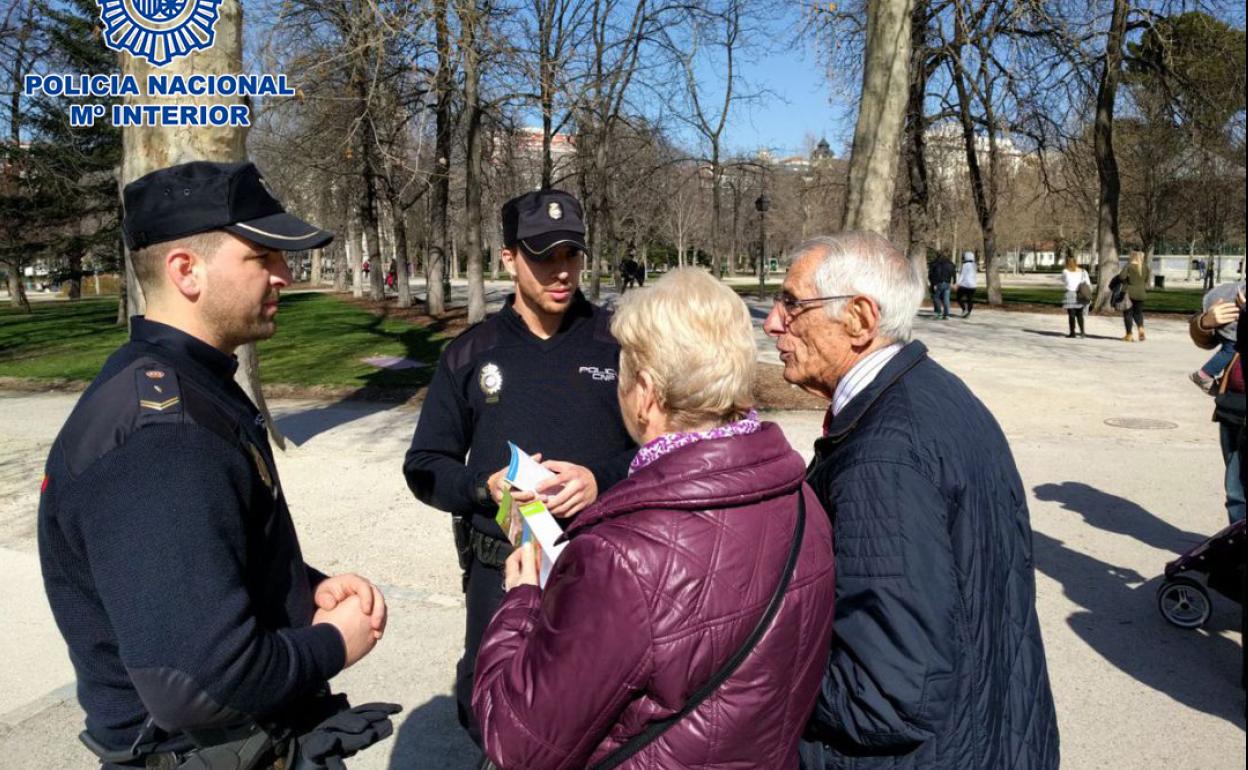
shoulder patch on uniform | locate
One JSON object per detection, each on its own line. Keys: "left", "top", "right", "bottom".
{"left": 136, "top": 366, "right": 182, "bottom": 413}
{"left": 445, "top": 317, "right": 501, "bottom": 373}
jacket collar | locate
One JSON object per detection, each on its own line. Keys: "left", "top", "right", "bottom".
{"left": 819, "top": 340, "right": 927, "bottom": 445}
{"left": 499, "top": 289, "right": 593, "bottom": 339}
{"left": 129, "top": 315, "right": 239, "bottom": 383}
{"left": 565, "top": 422, "right": 806, "bottom": 539}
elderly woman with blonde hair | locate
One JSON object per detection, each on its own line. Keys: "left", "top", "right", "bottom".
{"left": 472, "top": 268, "right": 836, "bottom": 770}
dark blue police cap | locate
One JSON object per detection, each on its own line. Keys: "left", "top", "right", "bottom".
{"left": 501, "top": 189, "right": 586, "bottom": 260}
{"left": 122, "top": 161, "right": 333, "bottom": 251}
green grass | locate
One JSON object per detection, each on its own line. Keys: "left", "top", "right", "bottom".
{"left": 0, "top": 293, "right": 451, "bottom": 389}
{"left": 974, "top": 286, "right": 1204, "bottom": 313}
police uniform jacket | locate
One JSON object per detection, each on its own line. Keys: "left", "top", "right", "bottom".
{"left": 38, "top": 318, "right": 344, "bottom": 753}
{"left": 403, "top": 292, "right": 635, "bottom": 540}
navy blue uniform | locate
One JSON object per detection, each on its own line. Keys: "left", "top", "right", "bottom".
{"left": 38, "top": 318, "right": 344, "bottom": 755}
{"left": 402, "top": 292, "right": 634, "bottom": 744}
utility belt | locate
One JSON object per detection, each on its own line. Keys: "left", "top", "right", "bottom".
{"left": 83, "top": 699, "right": 401, "bottom": 770}
{"left": 451, "top": 514, "right": 514, "bottom": 575}
{"left": 83, "top": 720, "right": 287, "bottom": 770}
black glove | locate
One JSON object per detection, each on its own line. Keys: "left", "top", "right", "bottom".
{"left": 293, "top": 702, "right": 402, "bottom": 770}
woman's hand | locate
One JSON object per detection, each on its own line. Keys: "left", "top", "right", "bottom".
{"left": 504, "top": 541, "right": 541, "bottom": 591}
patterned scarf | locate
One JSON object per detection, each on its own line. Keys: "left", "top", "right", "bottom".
{"left": 629, "top": 409, "right": 762, "bottom": 475}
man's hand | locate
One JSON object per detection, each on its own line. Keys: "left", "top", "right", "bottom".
{"left": 313, "top": 594, "right": 377, "bottom": 668}
{"left": 1202, "top": 300, "right": 1240, "bottom": 330}
{"left": 534, "top": 461, "right": 598, "bottom": 518}
{"left": 314, "top": 574, "right": 386, "bottom": 640}
{"left": 487, "top": 453, "right": 542, "bottom": 505}
{"left": 504, "top": 541, "right": 541, "bottom": 591}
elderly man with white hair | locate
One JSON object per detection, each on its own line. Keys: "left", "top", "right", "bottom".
{"left": 764, "top": 232, "right": 1059, "bottom": 770}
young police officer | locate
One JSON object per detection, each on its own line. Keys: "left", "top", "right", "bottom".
{"left": 39, "top": 161, "right": 398, "bottom": 769}
{"left": 403, "top": 189, "right": 635, "bottom": 756}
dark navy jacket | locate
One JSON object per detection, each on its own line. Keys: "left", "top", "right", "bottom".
{"left": 38, "top": 318, "right": 344, "bottom": 752}
{"left": 403, "top": 292, "right": 635, "bottom": 540}
{"left": 802, "top": 341, "right": 1059, "bottom": 769}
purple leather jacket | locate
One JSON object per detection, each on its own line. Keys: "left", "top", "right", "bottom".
{"left": 472, "top": 422, "right": 836, "bottom": 769}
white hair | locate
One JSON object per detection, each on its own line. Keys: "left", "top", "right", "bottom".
{"left": 793, "top": 232, "right": 925, "bottom": 343}
{"left": 611, "top": 267, "right": 755, "bottom": 429}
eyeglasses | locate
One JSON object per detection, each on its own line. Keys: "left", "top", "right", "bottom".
{"left": 771, "top": 292, "right": 856, "bottom": 324}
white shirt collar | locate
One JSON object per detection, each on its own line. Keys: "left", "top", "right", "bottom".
{"left": 831, "top": 343, "right": 904, "bottom": 417}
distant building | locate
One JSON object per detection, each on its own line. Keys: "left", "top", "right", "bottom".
{"left": 925, "top": 123, "right": 1024, "bottom": 188}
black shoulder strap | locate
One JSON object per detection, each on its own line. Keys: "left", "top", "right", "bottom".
{"left": 589, "top": 490, "right": 808, "bottom": 770}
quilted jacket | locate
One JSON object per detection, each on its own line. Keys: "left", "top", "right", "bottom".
{"left": 473, "top": 422, "right": 837, "bottom": 769}
{"left": 800, "top": 341, "right": 1059, "bottom": 770}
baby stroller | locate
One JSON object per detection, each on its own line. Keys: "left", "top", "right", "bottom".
{"left": 1156, "top": 518, "right": 1245, "bottom": 628}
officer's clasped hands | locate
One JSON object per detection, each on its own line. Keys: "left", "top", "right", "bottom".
{"left": 313, "top": 593, "right": 380, "bottom": 668}
{"left": 313, "top": 573, "right": 388, "bottom": 640}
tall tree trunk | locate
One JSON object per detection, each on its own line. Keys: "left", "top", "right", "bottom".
{"left": 1091, "top": 0, "right": 1128, "bottom": 313}
{"left": 949, "top": 6, "right": 1002, "bottom": 305}
{"left": 843, "top": 0, "right": 915, "bottom": 234}
{"left": 390, "top": 196, "right": 414, "bottom": 308}
{"left": 118, "top": 0, "right": 283, "bottom": 447}
{"left": 903, "top": 0, "right": 931, "bottom": 278}
{"left": 349, "top": 214, "right": 363, "bottom": 298}
{"left": 67, "top": 248, "right": 83, "bottom": 299}
{"left": 711, "top": 147, "right": 724, "bottom": 277}
{"left": 5, "top": 268, "right": 29, "bottom": 313}
{"left": 428, "top": 0, "right": 453, "bottom": 314}
{"left": 460, "top": 0, "right": 487, "bottom": 323}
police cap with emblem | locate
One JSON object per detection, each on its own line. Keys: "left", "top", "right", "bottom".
{"left": 122, "top": 161, "right": 333, "bottom": 251}
{"left": 501, "top": 189, "right": 587, "bottom": 260}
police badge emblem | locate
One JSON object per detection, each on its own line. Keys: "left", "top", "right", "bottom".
{"left": 479, "top": 363, "right": 503, "bottom": 403}
{"left": 96, "top": 0, "right": 224, "bottom": 67}
{"left": 547, "top": 202, "right": 563, "bottom": 220}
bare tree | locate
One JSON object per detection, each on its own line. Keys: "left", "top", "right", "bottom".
{"left": 842, "top": 0, "right": 916, "bottom": 234}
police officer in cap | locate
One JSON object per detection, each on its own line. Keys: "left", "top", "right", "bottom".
{"left": 39, "top": 161, "right": 398, "bottom": 769}
{"left": 404, "top": 189, "right": 635, "bottom": 759}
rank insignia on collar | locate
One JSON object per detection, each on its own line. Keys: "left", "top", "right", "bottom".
{"left": 479, "top": 363, "right": 503, "bottom": 403}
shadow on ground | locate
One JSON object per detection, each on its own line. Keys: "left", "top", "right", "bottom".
{"left": 388, "top": 694, "right": 477, "bottom": 770}
{"left": 1021, "top": 329, "right": 1120, "bottom": 341}
{"left": 1032, "top": 483, "right": 1244, "bottom": 729}
{"left": 1034, "top": 481, "right": 1207, "bottom": 553}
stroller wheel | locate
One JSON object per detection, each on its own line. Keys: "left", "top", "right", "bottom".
{"left": 1157, "top": 577, "right": 1212, "bottom": 629}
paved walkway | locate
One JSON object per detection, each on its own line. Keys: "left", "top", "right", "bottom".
{"left": 0, "top": 304, "right": 1244, "bottom": 768}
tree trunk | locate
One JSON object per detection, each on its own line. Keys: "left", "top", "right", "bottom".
{"left": 390, "top": 197, "right": 413, "bottom": 308}
{"left": 711, "top": 147, "right": 723, "bottom": 277}
{"left": 427, "top": 0, "right": 453, "bottom": 315}
{"left": 67, "top": 249, "right": 83, "bottom": 299}
{"left": 949, "top": 8, "right": 1002, "bottom": 305}
{"left": 903, "top": 0, "right": 931, "bottom": 279}
{"left": 1091, "top": 0, "right": 1128, "bottom": 313}
{"left": 310, "top": 244, "right": 323, "bottom": 285}
{"left": 843, "top": 0, "right": 915, "bottom": 234}
{"left": 460, "top": 0, "right": 487, "bottom": 323}
{"left": 5, "top": 268, "right": 30, "bottom": 312}
{"left": 118, "top": 0, "right": 282, "bottom": 447}
{"left": 349, "top": 214, "right": 363, "bottom": 298}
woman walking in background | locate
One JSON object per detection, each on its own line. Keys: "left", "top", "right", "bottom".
{"left": 1061, "top": 255, "right": 1092, "bottom": 338}
{"left": 956, "top": 251, "right": 977, "bottom": 317}
{"left": 1119, "top": 250, "right": 1151, "bottom": 342}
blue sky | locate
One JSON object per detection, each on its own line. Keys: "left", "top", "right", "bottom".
{"left": 672, "top": 14, "right": 860, "bottom": 162}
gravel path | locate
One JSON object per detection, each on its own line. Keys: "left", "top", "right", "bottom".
{"left": 1, "top": 304, "right": 1243, "bottom": 769}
